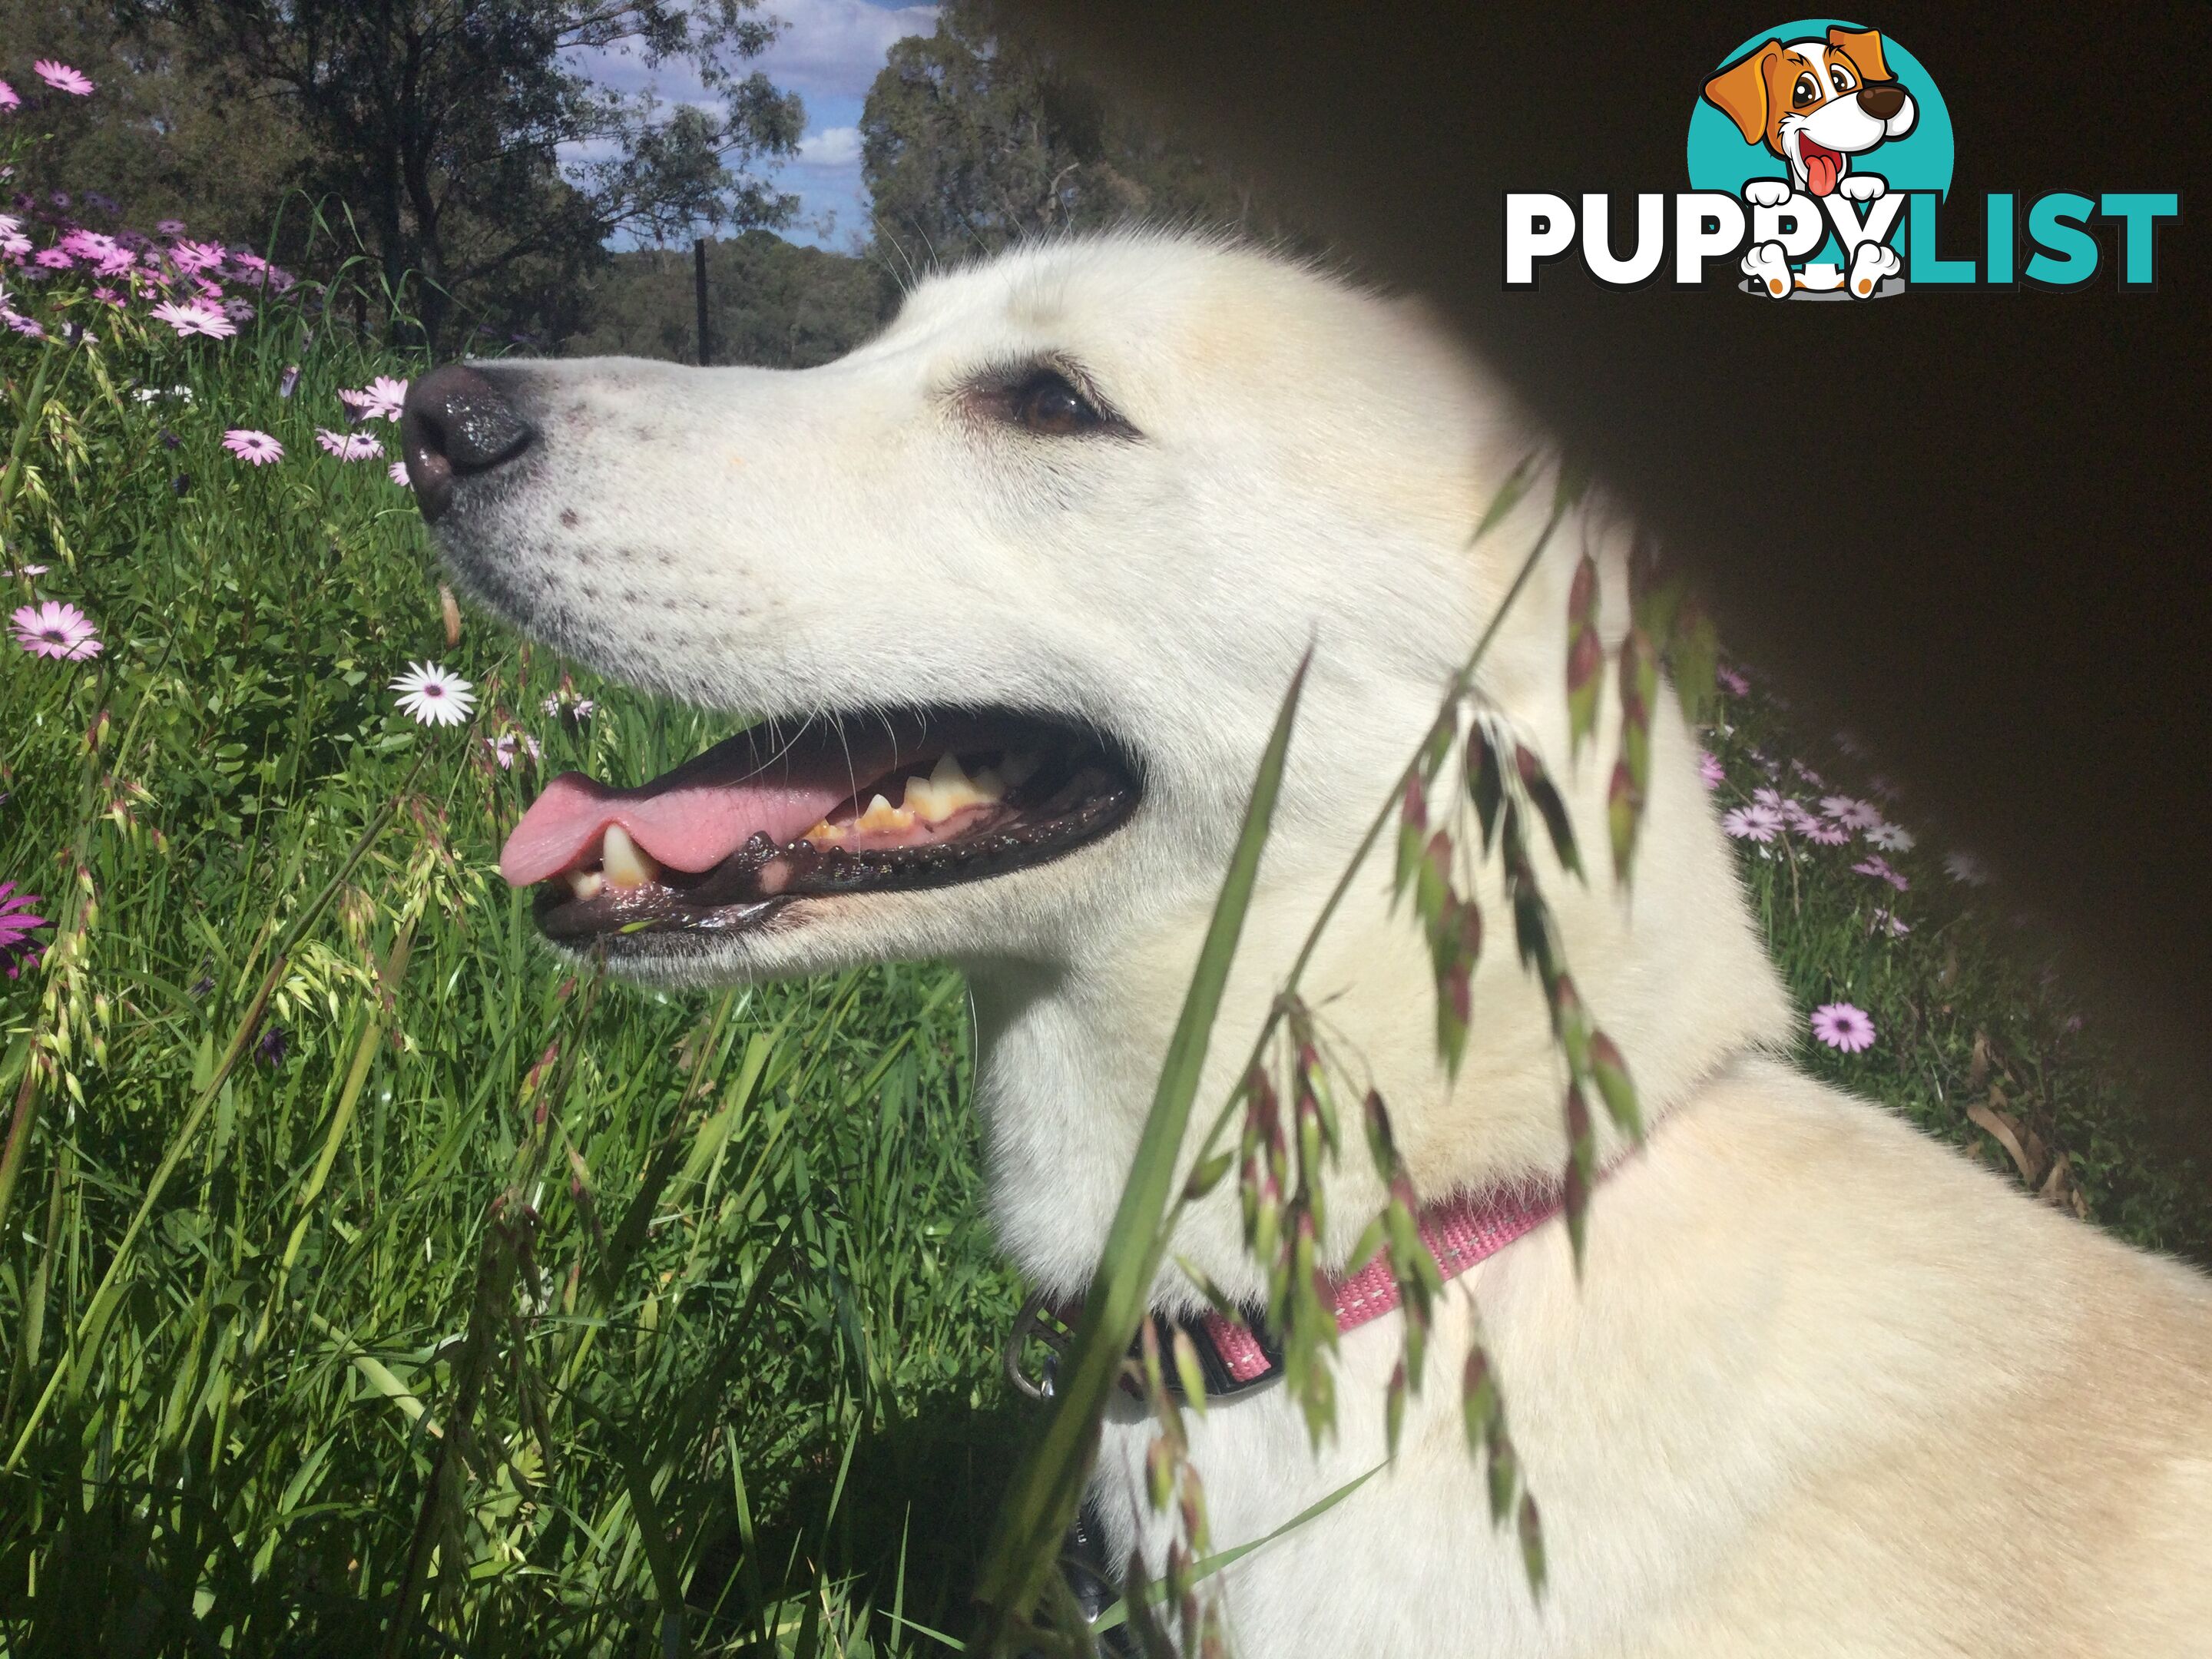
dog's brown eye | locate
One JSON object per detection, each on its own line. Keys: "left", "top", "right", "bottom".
{"left": 1793, "top": 72, "right": 1820, "bottom": 107}
{"left": 1014, "top": 372, "right": 1101, "bottom": 436}
{"left": 1830, "top": 65, "right": 1856, "bottom": 93}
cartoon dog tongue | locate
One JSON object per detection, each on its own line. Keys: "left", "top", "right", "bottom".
{"left": 1803, "top": 143, "right": 1841, "bottom": 197}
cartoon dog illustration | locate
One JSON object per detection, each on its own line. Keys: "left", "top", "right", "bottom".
{"left": 1703, "top": 25, "right": 1916, "bottom": 298}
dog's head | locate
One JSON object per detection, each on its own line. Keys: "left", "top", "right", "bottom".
{"left": 1702, "top": 26, "right": 1917, "bottom": 197}
{"left": 403, "top": 234, "right": 1518, "bottom": 988}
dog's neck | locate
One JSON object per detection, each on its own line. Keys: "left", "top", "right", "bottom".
{"left": 966, "top": 677, "right": 1793, "bottom": 1306}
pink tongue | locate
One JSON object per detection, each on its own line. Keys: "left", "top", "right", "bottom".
{"left": 500, "top": 771, "right": 849, "bottom": 887}
{"left": 1806, "top": 151, "right": 1839, "bottom": 197}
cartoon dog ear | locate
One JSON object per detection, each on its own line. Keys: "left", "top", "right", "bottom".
{"left": 1702, "top": 42, "right": 1780, "bottom": 146}
{"left": 1826, "top": 25, "right": 1893, "bottom": 84}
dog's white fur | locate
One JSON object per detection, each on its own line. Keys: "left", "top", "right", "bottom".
{"left": 436, "top": 232, "right": 2212, "bottom": 1657}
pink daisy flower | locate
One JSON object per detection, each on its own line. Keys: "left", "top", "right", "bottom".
{"left": 32, "top": 61, "right": 94, "bottom": 97}
{"left": 167, "top": 240, "right": 225, "bottom": 276}
{"left": 1810, "top": 1002, "right": 1876, "bottom": 1053}
{"left": 315, "top": 428, "right": 384, "bottom": 462}
{"left": 31, "top": 247, "right": 70, "bottom": 270}
{"left": 156, "top": 218, "right": 187, "bottom": 237}
{"left": 1851, "top": 855, "right": 1909, "bottom": 892}
{"left": 388, "top": 459, "right": 411, "bottom": 486}
{"left": 1800, "top": 818, "right": 1850, "bottom": 846}
{"left": 1722, "top": 804, "right": 1782, "bottom": 843}
{"left": 0, "top": 81, "right": 17, "bottom": 111}
{"left": 148, "top": 300, "right": 237, "bottom": 339}
{"left": 339, "top": 375, "right": 408, "bottom": 422}
{"left": 222, "top": 429, "right": 283, "bottom": 465}
{"left": 1697, "top": 749, "right": 1724, "bottom": 789}
{"left": 1820, "top": 795, "right": 1883, "bottom": 831}
{"left": 2, "top": 312, "right": 42, "bottom": 339}
{"left": 12, "top": 600, "right": 101, "bottom": 661}
{"left": 1870, "top": 910, "right": 1910, "bottom": 938}
{"left": 220, "top": 296, "right": 254, "bottom": 321}
{"left": 1752, "top": 786, "right": 1783, "bottom": 808}
{"left": 486, "top": 732, "right": 519, "bottom": 769}
{"left": 58, "top": 229, "right": 116, "bottom": 263}
{"left": 11, "top": 564, "right": 48, "bottom": 576}
{"left": 0, "top": 880, "right": 46, "bottom": 966}
{"left": 1716, "top": 665, "right": 1750, "bottom": 697}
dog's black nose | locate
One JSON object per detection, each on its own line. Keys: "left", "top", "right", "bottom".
{"left": 401, "top": 364, "right": 535, "bottom": 525}
{"left": 1856, "top": 82, "right": 1906, "bottom": 121}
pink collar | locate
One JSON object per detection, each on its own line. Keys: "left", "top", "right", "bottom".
{"left": 1011, "top": 1177, "right": 1570, "bottom": 1402}
{"left": 1196, "top": 1179, "right": 1565, "bottom": 1389}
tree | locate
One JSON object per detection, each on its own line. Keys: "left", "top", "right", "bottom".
{"left": 0, "top": 0, "right": 313, "bottom": 252}
{"left": 563, "top": 229, "right": 892, "bottom": 367}
{"left": 126, "top": 0, "right": 808, "bottom": 347}
{"left": 859, "top": 0, "right": 1291, "bottom": 267}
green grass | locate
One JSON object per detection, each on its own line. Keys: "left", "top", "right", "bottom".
{"left": 0, "top": 289, "right": 1022, "bottom": 1654}
{"left": 1704, "top": 694, "right": 2208, "bottom": 1262}
{"left": 0, "top": 254, "right": 2200, "bottom": 1659}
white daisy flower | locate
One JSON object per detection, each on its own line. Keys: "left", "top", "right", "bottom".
{"left": 389, "top": 661, "right": 476, "bottom": 727}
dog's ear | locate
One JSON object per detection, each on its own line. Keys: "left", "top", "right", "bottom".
{"left": 1826, "top": 25, "right": 1893, "bottom": 84}
{"left": 1702, "top": 43, "right": 1779, "bottom": 146}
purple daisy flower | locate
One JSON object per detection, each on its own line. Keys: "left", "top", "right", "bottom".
{"left": 316, "top": 428, "right": 383, "bottom": 462}
{"left": 1722, "top": 804, "right": 1782, "bottom": 843}
{"left": 32, "top": 61, "right": 94, "bottom": 97}
{"left": 1810, "top": 1002, "right": 1876, "bottom": 1053}
{"left": 1851, "top": 855, "right": 1909, "bottom": 892}
{"left": 12, "top": 601, "right": 101, "bottom": 661}
{"left": 0, "top": 880, "right": 47, "bottom": 959}
{"left": 148, "top": 300, "right": 237, "bottom": 340}
{"left": 221, "top": 429, "right": 283, "bottom": 465}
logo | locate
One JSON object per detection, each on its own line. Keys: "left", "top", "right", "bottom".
{"left": 1505, "top": 19, "right": 2180, "bottom": 296}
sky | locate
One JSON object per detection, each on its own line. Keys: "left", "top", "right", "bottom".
{"left": 568, "top": 0, "right": 939, "bottom": 253}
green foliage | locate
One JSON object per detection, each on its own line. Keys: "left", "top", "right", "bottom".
{"left": 565, "top": 230, "right": 895, "bottom": 368}
{"left": 0, "top": 1, "right": 314, "bottom": 255}
{"left": 114, "top": 0, "right": 806, "bottom": 348}
{"left": 860, "top": 0, "right": 1295, "bottom": 263}
{"left": 0, "top": 293, "right": 1016, "bottom": 1653}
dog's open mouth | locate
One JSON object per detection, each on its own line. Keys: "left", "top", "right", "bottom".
{"left": 503, "top": 709, "right": 1140, "bottom": 943}
{"left": 1798, "top": 136, "right": 1844, "bottom": 197}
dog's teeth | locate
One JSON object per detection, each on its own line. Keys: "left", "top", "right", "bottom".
{"left": 568, "top": 869, "right": 605, "bottom": 901}
{"left": 601, "top": 823, "right": 657, "bottom": 889}
{"left": 906, "top": 753, "right": 1007, "bottom": 823}
{"left": 856, "top": 793, "right": 915, "bottom": 833}
{"left": 802, "top": 819, "right": 845, "bottom": 845}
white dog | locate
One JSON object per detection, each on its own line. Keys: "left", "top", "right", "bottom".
{"left": 406, "top": 232, "right": 2212, "bottom": 1657}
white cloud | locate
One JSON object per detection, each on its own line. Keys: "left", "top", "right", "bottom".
{"left": 792, "top": 125, "right": 862, "bottom": 168}
{"left": 568, "top": 0, "right": 937, "bottom": 250}
{"left": 757, "top": 0, "right": 938, "bottom": 98}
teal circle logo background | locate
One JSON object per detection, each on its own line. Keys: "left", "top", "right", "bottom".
{"left": 1685, "top": 20, "right": 1953, "bottom": 200}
